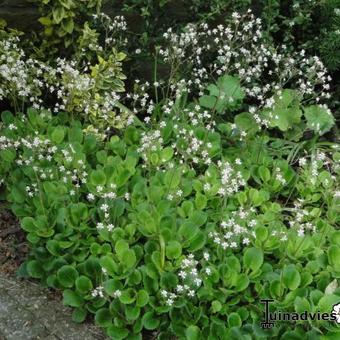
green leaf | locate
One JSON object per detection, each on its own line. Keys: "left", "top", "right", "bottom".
{"left": 160, "top": 272, "right": 178, "bottom": 289}
{"left": 119, "top": 288, "right": 136, "bottom": 304}
{"left": 179, "top": 222, "right": 198, "bottom": 242}
{"left": 61, "top": 17, "right": 74, "bottom": 34}
{"left": 0, "top": 149, "right": 16, "bottom": 162}
{"left": 21, "top": 217, "right": 36, "bottom": 232}
{"left": 27, "top": 233, "right": 40, "bottom": 244}
{"left": 90, "top": 169, "right": 106, "bottom": 186}
{"left": 39, "top": 16, "right": 54, "bottom": 26}
{"left": 26, "top": 260, "right": 44, "bottom": 279}
{"left": 69, "top": 203, "right": 88, "bottom": 224}
{"left": 52, "top": 6, "right": 65, "bottom": 24}
{"left": 96, "top": 150, "right": 108, "bottom": 164}
{"left": 63, "top": 289, "right": 83, "bottom": 307}
{"left": 9, "top": 185, "right": 25, "bottom": 203}
{"left": 136, "top": 290, "right": 149, "bottom": 307}
{"left": 46, "top": 240, "right": 60, "bottom": 256}
{"left": 161, "top": 147, "right": 174, "bottom": 162}
{"left": 100, "top": 255, "right": 117, "bottom": 275}
{"left": 200, "top": 75, "right": 245, "bottom": 113}
{"left": 95, "top": 308, "right": 112, "bottom": 327}
{"left": 151, "top": 251, "right": 163, "bottom": 272}
{"left": 166, "top": 241, "right": 182, "bottom": 259}
{"left": 228, "top": 312, "right": 242, "bottom": 327}
{"left": 164, "top": 168, "right": 181, "bottom": 189}
{"left": 75, "top": 276, "right": 93, "bottom": 294}
{"left": 262, "top": 90, "right": 302, "bottom": 131}
{"left": 124, "top": 126, "right": 139, "bottom": 144}
{"left": 68, "top": 125, "right": 83, "bottom": 143}
{"left": 107, "top": 326, "right": 129, "bottom": 339}
{"left": 294, "top": 297, "right": 311, "bottom": 313}
{"left": 274, "top": 108, "right": 302, "bottom": 131}
{"left": 328, "top": 246, "right": 340, "bottom": 271}
{"left": 199, "top": 95, "right": 217, "bottom": 109}
{"left": 137, "top": 210, "right": 157, "bottom": 236}
{"left": 234, "top": 273, "right": 250, "bottom": 291}
{"left": 142, "top": 311, "right": 160, "bottom": 330}
{"left": 258, "top": 166, "right": 271, "bottom": 182}
{"left": 188, "top": 231, "right": 206, "bottom": 252}
{"left": 51, "top": 126, "right": 65, "bottom": 143}
{"left": 317, "top": 294, "right": 340, "bottom": 313}
{"left": 121, "top": 249, "right": 136, "bottom": 269}
{"left": 185, "top": 325, "right": 200, "bottom": 340}
{"left": 84, "top": 257, "right": 102, "bottom": 279}
{"left": 235, "top": 112, "right": 259, "bottom": 135}
{"left": 57, "top": 265, "right": 78, "bottom": 288}
{"left": 211, "top": 300, "right": 222, "bottom": 313}
{"left": 304, "top": 105, "right": 335, "bottom": 135}
{"left": 181, "top": 201, "right": 194, "bottom": 217}
{"left": 243, "top": 248, "right": 263, "bottom": 272}
{"left": 195, "top": 193, "right": 207, "bottom": 210}
{"left": 145, "top": 152, "right": 156, "bottom": 165}
{"left": 282, "top": 264, "right": 301, "bottom": 290}
{"left": 189, "top": 211, "right": 207, "bottom": 227}
{"left": 148, "top": 186, "right": 163, "bottom": 203}
{"left": 1, "top": 110, "right": 15, "bottom": 124}
{"left": 103, "top": 279, "right": 122, "bottom": 296}
{"left": 115, "top": 239, "right": 129, "bottom": 260}
{"left": 72, "top": 307, "right": 87, "bottom": 323}
{"left": 125, "top": 305, "right": 140, "bottom": 321}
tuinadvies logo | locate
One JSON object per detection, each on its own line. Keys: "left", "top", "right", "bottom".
{"left": 260, "top": 299, "right": 340, "bottom": 329}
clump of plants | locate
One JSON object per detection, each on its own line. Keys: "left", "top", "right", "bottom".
{"left": 0, "top": 9, "right": 340, "bottom": 340}
{"left": 0, "top": 15, "right": 129, "bottom": 133}
{"left": 0, "top": 91, "right": 339, "bottom": 338}
{"left": 34, "top": 0, "right": 103, "bottom": 49}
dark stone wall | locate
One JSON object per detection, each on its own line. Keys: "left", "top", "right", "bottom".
{"left": 0, "top": 0, "right": 191, "bottom": 34}
{"left": 0, "top": 0, "right": 40, "bottom": 31}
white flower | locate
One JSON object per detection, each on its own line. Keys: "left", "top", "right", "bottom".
{"left": 100, "top": 203, "right": 109, "bottom": 212}
{"left": 96, "top": 222, "right": 104, "bottom": 230}
{"left": 113, "top": 290, "right": 121, "bottom": 298}
{"left": 187, "top": 290, "right": 195, "bottom": 297}
{"left": 166, "top": 298, "right": 174, "bottom": 306}
{"left": 203, "top": 183, "right": 211, "bottom": 191}
{"left": 178, "top": 271, "right": 187, "bottom": 279}
{"left": 176, "top": 285, "right": 184, "bottom": 293}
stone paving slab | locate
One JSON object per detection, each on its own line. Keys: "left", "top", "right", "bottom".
{"left": 0, "top": 274, "right": 107, "bottom": 340}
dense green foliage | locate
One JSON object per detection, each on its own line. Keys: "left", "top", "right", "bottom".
{"left": 0, "top": 80, "right": 339, "bottom": 338}
{"left": 0, "top": 1, "right": 339, "bottom": 339}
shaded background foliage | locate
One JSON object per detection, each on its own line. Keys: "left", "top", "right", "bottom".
{"left": 0, "top": 0, "right": 339, "bottom": 116}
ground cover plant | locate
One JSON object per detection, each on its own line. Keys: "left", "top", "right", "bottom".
{"left": 0, "top": 3, "right": 339, "bottom": 340}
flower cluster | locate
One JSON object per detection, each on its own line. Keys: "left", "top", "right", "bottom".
{"left": 156, "top": 10, "right": 331, "bottom": 125}
{"left": 160, "top": 254, "right": 203, "bottom": 306}
{"left": 0, "top": 18, "right": 130, "bottom": 131}
{"left": 216, "top": 160, "right": 246, "bottom": 197}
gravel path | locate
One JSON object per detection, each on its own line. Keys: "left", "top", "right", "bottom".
{"left": 0, "top": 274, "right": 107, "bottom": 340}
